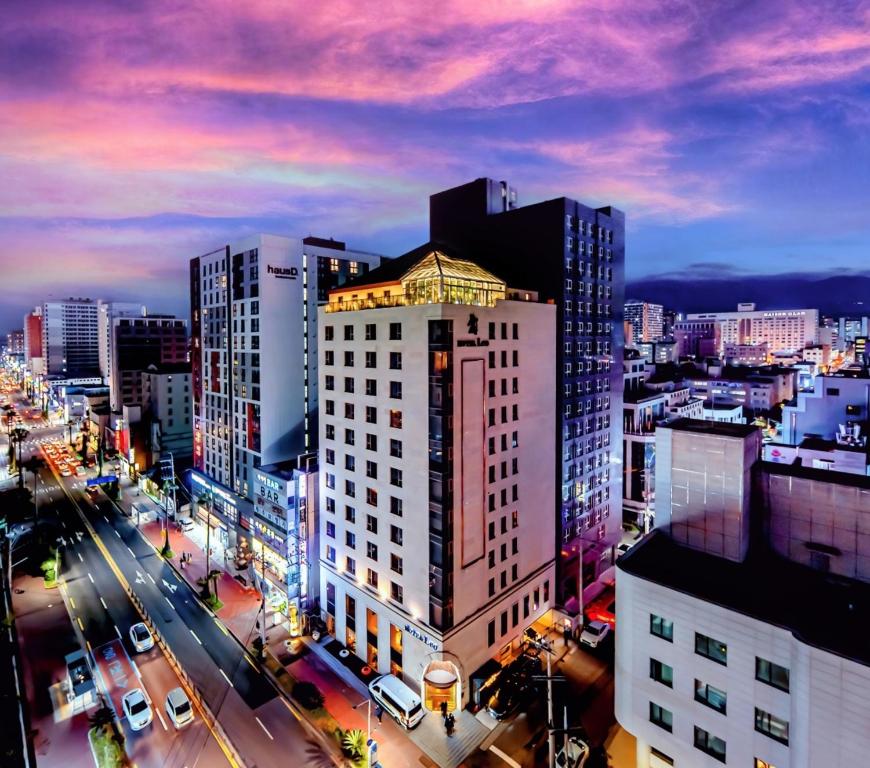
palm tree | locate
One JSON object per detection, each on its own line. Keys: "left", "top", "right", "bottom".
{"left": 23, "top": 455, "right": 45, "bottom": 542}
{"left": 197, "top": 489, "right": 214, "bottom": 573}
{"left": 305, "top": 738, "right": 350, "bottom": 768}
{"left": 10, "top": 426, "right": 29, "bottom": 488}
{"left": 341, "top": 728, "right": 368, "bottom": 765}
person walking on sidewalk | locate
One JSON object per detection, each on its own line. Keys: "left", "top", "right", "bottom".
{"left": 375, "top": 704, "right": 383, "bottom": 724}
{"left": 440, "top": 701, "right": 448, "bottom": 719}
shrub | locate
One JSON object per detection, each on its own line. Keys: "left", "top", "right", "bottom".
{"left": 293, "top": 680, "right": 325, "bottom": 710}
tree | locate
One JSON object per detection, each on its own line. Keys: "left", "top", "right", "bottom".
{"left": 304, "top": 739, "right": 349, "bottom": 768}
{"left": 10, "top": 427, "right": 29, "bottom": 488}
{"left": 198, "top": 489, "right": 214, "bottom": 574}
{"left": 341, "top": 729, "right": 367, "bottom": 764}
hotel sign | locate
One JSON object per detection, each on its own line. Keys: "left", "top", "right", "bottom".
{"left": 267, "top": 265, "right": 298, "bottom": 280}
{"left": 404, "top": 624, "right": 440, "bottom": 651}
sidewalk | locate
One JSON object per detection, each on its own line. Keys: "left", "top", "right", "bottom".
{"left": 11, "top": 572, "right": 94, "bottom": 768}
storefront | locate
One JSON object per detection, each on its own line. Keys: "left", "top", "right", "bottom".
{"left": 422, "top": 657, "right": 463, "bottom": 713}
{"left": 191, "top": 470, "right": 244, "bottom": 550}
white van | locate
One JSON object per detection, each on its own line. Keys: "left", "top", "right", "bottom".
{"left": 368, "top": 674, "right": 424, "bottom": 729}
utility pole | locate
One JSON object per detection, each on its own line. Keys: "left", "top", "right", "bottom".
{"left": 159, "top": 453, "right": 176, "bottom": 557}
{"left": 530, "top": 635, "right": 566, "bottom": 768}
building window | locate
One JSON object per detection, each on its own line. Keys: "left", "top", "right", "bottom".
{"left": 366, "top": 487, "right": 377, "bottom": 506}
{"left": 755, "top": 708, "right": 789, "bottom": 745}
{"left": 326, "top": 545, "right": 335, "bottom": 563}
{"left": 649, "top": 659, "right": 673, "bottom": 688}
{"left": 345, "top": 428, "right": 355, "bottom": 446}
{"left": 390, "top": 582, "right": 403, "bottom": 604}
{"left": 389, "top": 439, "right": 402, "bottom": 458}
{"left": 326, "top": 522, "right": 335, "bottom": 539}
{"left": 649, "top": 702, "right": 672, "bottom": 733}
{"left": 330, "top": 258, "right": 340, "bottom": 273}
{"left": 346, "top": 531, "right": 356, "bottom": 549}
{"left": 343, "top": 324, "right": 353, "bottom": 341}
{"left": 389, "top": 381, "right": 402, "bottom": 399}
{"left": 694, "top": 727, "right": 726, "bottom": 763}
{"left": 487, "top": 620, "right": 495, "bottom": 646}
{"left": 365, "top": 379, "right": 377, "bottom": 396}
{"left": 754, "top": 759, "right": 776, "bottom": 768}
{"left": 324, "top": 325, "right": 334, "bottom": 341}
{"left": 365, "top": 323, "right": 376, "bottom": 340}
{"left": 650, "top": 614, "right": 673, "bottom": 641}
{"left": 695, "top": 633, "right": 727, "bottom": 665}
{"left": 389, "top": 322, "right": 402, "bottom": 340}
{"left": 325, "top": 376, "right": 334, "bottom": 391}
{"left": 324, "top": 350, "right": 334, "bottom": 366}
{"left": 366, "top": 433, "right": 377, "bottom": 451}
{"left": 390, "top": 497, "right": 402, "bottom": 516}
{"left": 390, "top": 410, "right": 402, "bottom": 429}
{"left": 390, "top": 554, "right": 403, "bottom": 575}
{"left": 367, "top": 542, "right": 378, "bottom": 561}
{"left": 365, "top": 406, "right": 377, "bottom": 424}
{"left": 367, "top": 569, "right": 378, "bottom": 589}
{"left": 325, "top": 400, "right": 335, "bottom": 416}
{"left": 695, "top": 680, "right": 727, "bottom": 714}
{"left": 345, "top": 403, "right": 355, "bottom": 420}
{"left": 365, "top": 351, "right": 377, "bottom": 368}
{"left": 390, "top": 525, "right": 403, "bottom": 545}
{"left": 755, "top": 657, "right": 789, "bottom": 692}
{"left": 325, "top": 448, "right": 335, "bottom": 465}
{"left": 345, "top": 506, "right": 355, "bottom": 523}
{"left": 390, "top": 467, "right": 403, "bottom": 487}
{"left": 344, "top": 377, "right": 355, "bottom": 393}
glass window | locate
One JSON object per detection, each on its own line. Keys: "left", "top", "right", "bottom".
{"left": 324, "top": 325, "right": 334, "bottom": 341}
{"left": 389, "top": 322, "right": 402, "bottom": 340}
{"left": 756, "top": 657, "right": 789, "bottom": 692}
{"left": 365, "top": 323, "right": 376, "bottom": 340}
{"left": 755, "top": 708, "right": 789, "bottom": 745}
{"left": 344, "top": 325, "right": 353, "bottom": 340}
{"left": 695, "top": 633, "right": 727, "bottom": 665}
{"left": 694, "top": 727, "right": 726, "bottom": 763}
{"left": 650, "top": 614, "right": 673, "bottom": 641}
{"left": 650, "top": 659, "right": 673, "bottom": 688}
{"left": 695, "top": 679, "right": 727, "bottom": 714}
{"left": 649, "top": 702, "right": 672, "bottom": 732}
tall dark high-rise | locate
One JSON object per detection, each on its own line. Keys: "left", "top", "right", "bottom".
{"left": 430, "top": 178, "right": 625, "bottom": 605}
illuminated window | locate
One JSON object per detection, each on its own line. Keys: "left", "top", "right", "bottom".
{"left": 330, "top": 258, "right": 339, "bottom": 273}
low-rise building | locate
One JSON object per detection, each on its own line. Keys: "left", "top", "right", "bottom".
{"left": 617, "top": 420, "right": 870, "bottom": 768}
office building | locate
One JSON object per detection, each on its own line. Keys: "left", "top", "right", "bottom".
{"left": 780, "top": 369, "right": 869, "bottom": 446}
{"left": 98, "top": 301, "right": 145, "bottom": 384}
{"left": 723, "top": 342, "right": 768, "bottom": 366}
{"left": 837, "top": 316, "right": 869, "bottom": 351}
{"left": 674, "top": 319, "right": 721, "bottom": 359}
{"left": 687, "top": 304, "right": 819, "bottom": 355}
{"left": 637, "top": 341, "right": 678, "bottom": 365}
{"left": 616, "top": 420, "right": 870, "bottom": 768}
{"left": 317, "top": 244, "right": 556, "bottom": 710}
{"left": 23, "top": 308, "right": 43, "bottom": 374}
{"left": 684, "top": 366, "right": 796, "bottom": 413}
{"left": 107, "top": 313, "right": 187, "bottom": 411}
{"left": 661, "top": 308, "right": 680, "bottom": 341}
{"left": 41, "top": 298, "right": 100, "bottom": 377}
{"left": 141, "top": 362, "right": 193, "bottom": 460}
{"left": 625, "top": 301, "right": 664, "bottom": 344}
{"left": 190, "top": 234, "right": 384, "bottom": 507}
{"left": 430, "top": 177, "right": 624, "bottom": 605}
{"left": 6, "top": 329, "right": 24, "bottom": 357}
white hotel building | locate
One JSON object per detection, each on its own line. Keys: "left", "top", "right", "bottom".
{"left": 616, "top": 419, "right": 870, "bottom": 768}
{"left": 686, "top": 303, "right": 818, "bottom": 356}
{"left": 317, "top": 244, "right": 556, "bottom": 712}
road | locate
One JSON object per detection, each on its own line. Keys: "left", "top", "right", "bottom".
{"left": 47, "top": 451, "right": 323, "bottom": 767}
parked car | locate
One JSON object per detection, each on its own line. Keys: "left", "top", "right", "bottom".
{"left": 484, "top": 653, "right": 542, "bottom": 720}
{"left": 368, "top": 674, "right": 425, "bottom": 729}
{"left": 60, "top": 468, "right": 72, "bottom": 477}
{"left": 584, "top": 590, "right": 616, "bottom": 629}
{"left": 179, "top": 518, "right": 195, "bottom": 533}
{"left": 165, "top": 687, "right": 194, "bottom": 728}
{"left": 579, "top": 620, "right": 611, "bottom": 649}
{"left": 122, "top": 688, "right": 153, "bottom": 731}
{"left": 129, "top": 622, "right": 154, "bottom": 653}
{"left": 556, "top": 736, "right": 590, "bottom": 767}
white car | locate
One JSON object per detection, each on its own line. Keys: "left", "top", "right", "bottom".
{"left": 165, "top": 687, "right": 195, "bottom": 728}
{"left": 60, "top": 468, "right": 72, "bottom": 477}
{"left": 579, "top": 620, "right": 611, "bottom": 648}
{"left": 122, "top": 688, "right": 153, "bottom": 731}
{"left": 129, "top": 622, "right": 154, "bottom": 653}
{"left": 556, "top": 736, "right": 590, "bottom": 767}
{"left": 179, "top": 518, "right": 195, "bottom": 533}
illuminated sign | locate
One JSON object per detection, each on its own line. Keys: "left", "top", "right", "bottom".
{"left": 267, "top": 265, "right": 298, "bottom": 280}
{"left": 404, "top": 624, "right": 440, "bottom": 651}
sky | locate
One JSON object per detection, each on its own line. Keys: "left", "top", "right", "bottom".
{"left": 1, "top": 0, "right": 869, "bottom": 328}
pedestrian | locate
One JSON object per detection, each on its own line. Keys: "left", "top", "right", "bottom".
{"left": 445, "top": 713, "right": 455, "bottom": 736}
{"left": 440, "top": 700, "right": 448, "bottom": 719}
{"left": 375, "top": 704, "right": 383, "bottom": 724}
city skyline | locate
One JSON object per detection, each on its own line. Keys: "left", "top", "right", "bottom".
{"left": 3, "top": 1, "right": 870, "bottom": 328}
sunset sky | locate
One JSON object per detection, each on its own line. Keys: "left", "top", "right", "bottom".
{"left": 1, "top": 0, "right": 869, "bottom": 327}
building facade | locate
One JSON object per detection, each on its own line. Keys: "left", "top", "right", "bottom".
{"left": 190, "top": 233, "right": 384, "bottom": 504}
{"left": 617, "top": 422, "right": 870, "bottom": 768}
{"left": 429, "top": 177, "right": 624, "bottom": 606}
{"left": 687, "top": 304, "right": 819, "bottom": 355}
{"left": 674, "top": 320, "right": 720, "bottom": 359}
{"left": 98, "top": 301, "right": 145, "bottom": 385}
{"left": 317, "top": 246, "right": 556, "bottom": 711}
{"left": 23, "top": 309, "right": 43, "bottom": 374}
{"left": 140, "top": 363, "right": 192, "bottom": 460}
{"left": 625, "top": 301, "right": 664, "bottom": 345}
{"left": 41, "top": 298, "right": 101, "bottom": 377}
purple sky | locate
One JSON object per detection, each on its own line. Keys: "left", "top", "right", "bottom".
{"left": 1, "top": 0, "right": 869, "bottom": 328}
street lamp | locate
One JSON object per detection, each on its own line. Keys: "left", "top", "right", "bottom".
{"left": 352, "top": 698, "right": 378, "bottom": 767}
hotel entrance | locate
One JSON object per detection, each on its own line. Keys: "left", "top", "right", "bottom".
{"left": 422, "top": 660, "right": 460, "bottom": 713}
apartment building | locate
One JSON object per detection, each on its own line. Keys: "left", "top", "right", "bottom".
{"left": 41, "top": 298, "right": 101, "bottom": 376}
{"left": 625, "top": 300, "right": 664, "bottom": 344}
{"left": 317, "top": 244, "right": 556, "bottom": 711}
{"left": 140, "top": 362, "right": 192, "bottom": 460}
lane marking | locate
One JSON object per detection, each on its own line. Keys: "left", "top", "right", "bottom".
{"left": 113, "top": 530, "right": 121, "bottom": 538}
{"left": 114, "top": 624, "right": 122, "bottom": 640}
{"left": 243, "top": 654, "right": 258, "bottom": 672}
{"left": 86, "top": 640, "right": 92, "bottom": 653}
{"left": 69, "top": 597, "right": 76, "bottom": 610}
{"left": 103, "top": 515, "right": 109, "bottom": 523}
{"left": 219, "top": 668, "right": 233, "bottom": 687}
{"left": 155, "top": 708, "right": 168, "bottom": 732}
{"left": 77, "top": 552, "right": 83, "bottom": 562}
{"left": 255, "top": 716, "right": 274, "bottom": 740}
{"left": 100, "top": 597, "right": 108, "bottom": 610}
{"left": 146, "top": 573, "right": 155, "bottom": 584}
{"left": 87, "top": 572, "right": 95, "bottom": 584}
{"left": 214, "top": 618, "right": 229, "bottom": 636}
{"left": 76, "top": 617, "right": 84, "bottom": 631}
{"left": 164, "top": 596, "right": 175, "bottom": 610}
{"left": 190, "top": 629, "right": 202, "bottom": 645}
{"left": 126, "top": 546, "right": 135, "bottom": 558}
